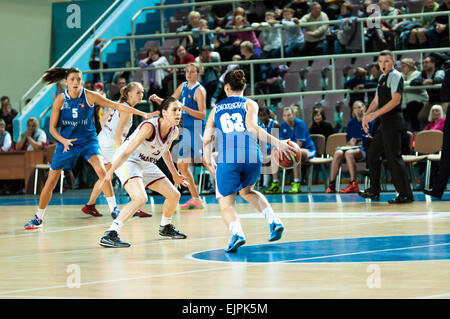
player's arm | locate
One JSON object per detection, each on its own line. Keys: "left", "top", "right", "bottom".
{"left": 202, "top": 106, "right": 217, "bottom": 173}
{"left": 161, "top": 128, "right": 189, "bottom": 188}
{"left": 48, "top": 94, "right": 78, "bottom": 152}
{"left": 245, "top": 99, "right": 297, "bottom": 157}
{"left": 113, "top": 112, "right": 132, "bottom": 148}
{"left": 181, "top": 87, "right": 206, "bottom": 120}
{"left": 85, "top": 90, "right": 159, "bottom": 119}
{"left": 171, "top": 83, "right": 183, "bottom": 100}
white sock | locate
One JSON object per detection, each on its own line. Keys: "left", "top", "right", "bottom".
{"left": 108, "top": 219, "right": 124, "bottom": 232}
{"left": 263, "top": 175, "right": 271, "bottom": 187}
{"left": 229, "top": 220, "right": 245, "bottom": 238}
{"left": 293, "top": 178, "right": 300, "bottom": 183}
{"left": 160, "top": 215, "right": 172, "bottom": 226}
{"left": 273, "top": 179, "right": 279, "bottom": 184}
{"left": 262, "top": 206, "right": 282, "bottom": 225}
{"left": 36, "top": 208, "right": 46, "bottom": 220}
{"left": 106, "top": 196, "right": 117, "bottom": 212}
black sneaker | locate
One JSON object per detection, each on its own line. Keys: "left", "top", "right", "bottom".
{"left": 159, "top": 224, "right": 187, "bottom": 239}
{"left": 99, "top": 230, "right": 131, "bottom": 248}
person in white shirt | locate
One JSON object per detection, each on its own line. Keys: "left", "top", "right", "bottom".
{"left": 0, "top": 119, "right": 12, "bottom": 152}
{"left": 15, "top": 117, "right": 47, "bottom": 151}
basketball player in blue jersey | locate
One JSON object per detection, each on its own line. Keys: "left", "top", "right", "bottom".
{"left": 203, "top": 70, "right": 297, "bottom": 253}
{"left": 24, "top": 67, "right": 157, "bottom": 230}
{"left": 151, "top": 63, "right": 207, "bottom": 210}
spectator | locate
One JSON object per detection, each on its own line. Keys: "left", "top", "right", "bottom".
{"left": 424, "top": 104, "right": 446, "bottom": 131}
{"left": 257, "top": 11, "right": 282, "bottom": 59}
{"left": 0, "top": 119, "right": 12, "bottom": 152}
{"left": 284, "top": 0, "right": 311, "bottom": 19}
{"left": 239, "top": 41, "right": 263, "bottom": 94}
{"left": 89, "top": 38, "right": 108, "bottom": 83}
{"left": 54, "top": 80, "right": 65, "bottom": 99}
{"left": 332, "top": 2, "right": 358, "bottom": 54}
{"left": 344, "top": 67, "right": 368, "bottom": 112}
{"left": 163, "top": 45, "right": 196, "bottom": 97}
{"left": 280, "top": 8, "right": 305, "bottom": 58}
{"left": 15, "top": 117, "right": 47, "bottom": 151}
{"left": 408, "top": 0, "right": 440, "bottom": 49}
{"left": 428, "top": 0, "right": 450, "bottom": 48}
{"left": 212, "top": 54, "right": 242, "bottom": 105}
{"left": 411, "top": 55, "right": 446, "bottom": 122}
{"left": 299, "top": 2, "right": 329, "bottom": 57}
{"left": 139, "top": 47, "right": 169, "bottom": 98}
{"left": 308, "top": 107, "right": 334, "bottom": 140}
{"left": 265, "top": 106, "right": 317, "bottom": 194}
{"left": 197, "top": 19, "right": 216, "bottom": 51}
{"left": 367, "top": 0, "right": 401, "bottom": 51}
{"left": 196, "top": 46, "right": 220, "bottom": 108}
{"left": 209, "top": 3, "right": 233, "bottom": 28}
{"left": 365, "top": 63, "right": 382, "bottom": 105}
{"left": 401, "top": 58, "right": 429, "bottom": 132}
{"left": 0, "top": 97, "right": 17, "bottom": 135}
{"left": 177, "top": 11, "right": 202, "bottom": 57}
{"left": 326, "top": 101, "right": 374, "bottom": 194}
{"left": 110, "top": 76, "right": 127, "bottom": 101}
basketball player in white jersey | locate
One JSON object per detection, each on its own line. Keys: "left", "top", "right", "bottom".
{"left": 97, "top": 97, "right": 189, "bottom": 248}
{"left": 83, "top": 82, "right": 158, "bottom": 218}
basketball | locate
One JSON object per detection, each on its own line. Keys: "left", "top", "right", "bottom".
{"left": 274, "top": 141, "right": 301, "bottom": 169}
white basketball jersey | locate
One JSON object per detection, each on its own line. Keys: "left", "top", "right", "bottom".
{"left": 98, "top": 103, "right": 133, "bottom": 145}
{"left": 118, "top": 117, "right": 178, "bottom": 164}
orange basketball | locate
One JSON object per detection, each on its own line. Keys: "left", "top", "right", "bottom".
{"left": 274, "top": 141, "right": 301, "bottom": 169}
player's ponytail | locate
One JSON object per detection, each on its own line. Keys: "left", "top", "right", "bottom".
{"left": 42, "top": 67, "right": 81, "bottom": 85}
{"left": 119, "top": 82, "right": 143, "bottom": 103}
{"left": 224, "top": 69, "right": 246, "bottom": 92}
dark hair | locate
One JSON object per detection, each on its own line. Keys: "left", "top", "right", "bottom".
{"left": 159, "top": 97, "right": 179, "bottom": 118}
{"left": 370, "top": 62, "right": 380, "bottom": 70}
{"left": 147, "top": 47, "right": 161, "bottom": 58}
{"left": 0, "top": 96, "right": 9, "bottom": 102}
{"left": 379, "top": 50, "right": 394, "bottom": 60}
{"left": 258, "top": 105, "right": 275, "bottom": 119}
{"left": 42, "top": 67, "right": 81, "bottom": 85}
{"left": 224, "top": 70, "right": 246, "bottom": 91}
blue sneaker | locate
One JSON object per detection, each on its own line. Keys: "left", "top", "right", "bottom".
{"left": 268, "top": 222, "right": 284, "bottom": 242}
{"left": 224, "top": 234, "right": 246, "bottom": 253}
{"left": 24, "top": 215, "right": 43, "bottom": 230}
{"left": 111, "top": 207, "right": 120, "bottom": 220}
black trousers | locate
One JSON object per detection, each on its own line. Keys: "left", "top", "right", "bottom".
{"left": 367, "top": 113, "right": 413, "bottom": 198}
{"left": 431, "top": 106, "right": 450, "bottom": 195}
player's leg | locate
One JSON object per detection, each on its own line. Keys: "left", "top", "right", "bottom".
{"left": 218, "top": 193, "right": 246, "bottom": 252}
{"left": 148, "top": 177, "right": 186, "bottom": 239}
{"left": 289, "top": 149, "right": 307, "bottom": 193}
{"left": 178, "top": 158, "right": 204, "bottom": 209}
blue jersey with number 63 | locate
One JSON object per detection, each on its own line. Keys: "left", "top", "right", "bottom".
{"left": 214, "top": 96, "right": 261, "bottom": 164}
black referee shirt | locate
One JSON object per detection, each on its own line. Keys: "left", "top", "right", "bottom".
{"left": 377, "top": 68, "right": 403, "bottom": 120}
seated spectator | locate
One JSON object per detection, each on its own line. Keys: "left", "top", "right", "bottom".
{"left": 408, "top": 0, "right": 440, "bottom": 49}
{"left": 424, "top": 104, "right": 446, "bottom": 132}
{"left": 239, "top": 41, "right": 263, "bottom": 94}
{"left": 0, "top": 119, "right": 13, "bottom": 152}
{"left": 196, "top": 46, "right": 220, "bottom": 108}
{"left": 177, "top": 11, "right": 202, "bottom": 57}
{"left": 265, "top": 106, "right": 317, "bottom": 194}
{"left": 0, "top": 97, "right": 17, "bottom": 135}
{"left": 299, "top": 2, "right": 329, "bottom": 58}
{"left": 367, "top": 0, "right": 401, "bottom": 51}
{"left": 15, "top": 117, "right": 47, "bottom": 151}
{"left": 210, "top": 3, "right": 233, "bottom": 28}
{"left": 89, "top": 38, "right": 108, "bottom": 83}
{"left": 258, "top": 105, "right": 280, "bottom": 192}
{"left": 344, "top": 67, "right": 368, "bottom": 113}
{"left": 162, "top": 45, "right": 195, "bottom": 97}
{"left": 401, "top": 58, "right": 429, "bottom": 132}
{"left": 308, "top": 107, "right": 334, "bottom": 140}
{"left": 332, "top": 2, "right": 358, "bottom": 54}
{"left": 428, "top": 0, "right": 450, "bottom": 48}
{"left": 326, "top": 101, "right": 374, "bottom": 194}
{"left": 284, "top": 0, "right": 310, "bottom": 19}
{"left": 257, "top": 11, "right": 282, "bottom": 59}
{"left": 365, "top": 63, "right": 382, "bottom": 105}
{"left": 139, "top": 47, "right": 169, "bottom": 98}
{"left": 197, "top": 18, "right": 216, "bottom": 51}
{"left": 411, "top": 55, "right": 446, "bottom": 123}
{"left": 110, "top": 75, "right": 127, "bottom": 100}
{"left": 280, "top": 8, "right": 305, "bottom": 58}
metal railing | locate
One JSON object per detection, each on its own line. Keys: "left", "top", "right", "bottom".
{"left": 86, "top": 47, "right": 450, "bottom": 102}
{"left": 19, "top": 0, "right": 123, "bottom": 111}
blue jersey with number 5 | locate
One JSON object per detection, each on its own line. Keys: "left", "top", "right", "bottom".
{"left": 214, "top": 96, "right": 261, "bottom": 163}
{"left": 58, "top": 88, "right": 97, "bottom": 143}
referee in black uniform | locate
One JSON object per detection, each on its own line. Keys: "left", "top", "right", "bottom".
{"left": 359, "top": 50, "right": 414, "bottom": 204}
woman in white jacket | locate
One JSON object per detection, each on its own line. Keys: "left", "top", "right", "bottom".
{"left": 401, "top": 58, "right": 429, "bottom": 132}
{"left": 139, "top": 47, "right": 169, "bottom": 98}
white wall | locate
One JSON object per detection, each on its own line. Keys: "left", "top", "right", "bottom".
{"left": 0, "top": 0, "right": 52, "bottom": 112}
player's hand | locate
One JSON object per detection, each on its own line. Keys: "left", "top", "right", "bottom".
{"left": 62, "top": 138, "right": 77, "bottom": 153}
{"left": 98, "top": 171, "right": 113, "bottom": 191}
{"left": 278, "top": 139, "right": 297, "bottom": 160}
{"left": 173, "top": 173, "right": 189, "bottom": 189}
{"left": 149, "top": 94, "right": 163, "bottom": 105}
{"left": 202, "top": 156, "right": 217, "bottom": 179}
{"left": 144, "top": 110, "right": 160, "bottom": 119}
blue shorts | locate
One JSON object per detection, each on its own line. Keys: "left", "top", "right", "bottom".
{"left": 215, "top": 162, "right": 262, "bottom": 198}
{"left": 51, "top": 137, "right": 102, "bottom": 170}
{"left": 178, "top": 126, "right": 204, "bottom": 161}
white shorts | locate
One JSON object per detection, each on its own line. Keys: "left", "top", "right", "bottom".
{"left": 101, "top": 143, "right": 117, "bottom": 164}
{"left": 114, "top": 160, "right": 166, "bottom": 188}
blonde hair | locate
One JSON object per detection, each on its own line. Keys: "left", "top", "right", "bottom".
{"left": 119, "top": 82, "right": 143, "bottom": 103}
{"left": 428, "top": 104, "right": 444, "bottom": 122}
{"left": 240, "top": 40, "right": 254, "bottom": 53}
{"left": 188, "top": 11, "right": 201, "bottom": 21}
{"left": 0, "top": 119, "right": 5, "bottom": 127}
{"left": 27, "top": 117, "right": 38, "bottom": 127}
{"left": 186, "top": 62, "right": 204, "bottom": 76}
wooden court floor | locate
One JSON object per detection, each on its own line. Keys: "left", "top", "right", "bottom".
{"left": 0, "top": 195, "right": 449, "bottom": 299}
